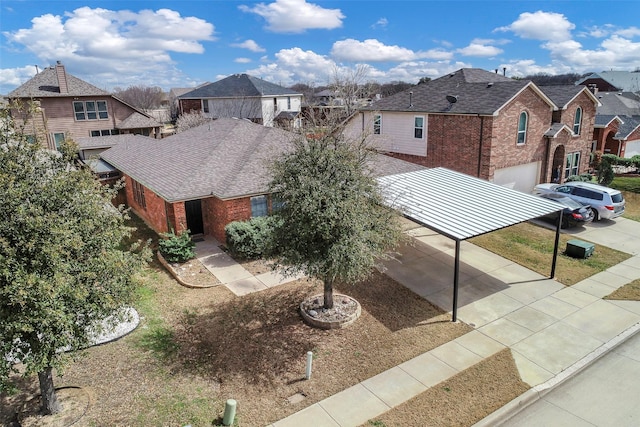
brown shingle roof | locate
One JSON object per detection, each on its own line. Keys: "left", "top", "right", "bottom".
{"left": 101, "top": 118, "right": 424, "bottom": 202}
{"left": 362, "top": 68, "right": 549, "bottom": 115}
{"left": 8, "top": 66, "right": 109, "bottom": 98}
{"left": 116, "top": 112, "right": 161, "bottom": 129}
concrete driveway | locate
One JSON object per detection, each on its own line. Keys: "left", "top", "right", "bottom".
{"left": 562, "top": 217, "right": 640, "bottom": 255}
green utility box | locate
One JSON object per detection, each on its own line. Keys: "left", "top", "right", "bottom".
{"left": 566, "top": 239, "right": 595, "bottom": 259}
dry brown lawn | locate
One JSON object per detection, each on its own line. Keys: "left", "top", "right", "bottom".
{"left": 3, "top": 256, "right": 495, "bottom": 427}
{"left": 605, "top": 278, "right": 640, "bottom": 301}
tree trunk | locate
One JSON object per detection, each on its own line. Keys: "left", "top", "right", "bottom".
{"left": 323, "top": 277, "right": 334, "bottom": 309}
{"left": 38, "top": 367, "right": 62, "bottom": 415}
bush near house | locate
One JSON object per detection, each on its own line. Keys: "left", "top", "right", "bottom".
{"left": 158, "top": 230, "right": 195, "bottom": 263}
{"left": 225, "top": 216, "right": 279, "bottom": 260}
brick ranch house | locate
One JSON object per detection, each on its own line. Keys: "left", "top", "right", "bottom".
{"left": 345, "top": 68, "right": 600, "bottom": 192}
{"left": 100, "top": 117, "right": 425, "bottom": 242}
{"left": 7, "top": 62, "right": 162, "bottom": 150}
{"left": 590, "top": 91, "right": 640, "bottom": 158}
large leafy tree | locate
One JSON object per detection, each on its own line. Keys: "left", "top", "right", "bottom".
{"left": 0, "top": 103, "right": 150, "bottom": 414}
{"left": 268, "top": 122, "right": 402, "bottom": 309}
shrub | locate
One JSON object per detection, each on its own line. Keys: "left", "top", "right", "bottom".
{"left": 597, "top": 157, "right": 615, "bottom": 186}
{"left": 158, "top": 229, "right": 196, "bottom": 263}
{"left": 566, "top": 173, "right": 593, "bottom": 182}
{"left": 225, "top": 216, "right": 279, "bottom": 260}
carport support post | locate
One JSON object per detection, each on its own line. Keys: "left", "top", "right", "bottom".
{"left": 550, "top": 211, "right": 562, "bottom": 278}
{"left": 452, "top": 239, "right": 460, "bottom": 322}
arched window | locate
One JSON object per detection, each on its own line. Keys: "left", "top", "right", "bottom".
{"left": 573, "top": 107, "right": 582, "bottom": 135}
{"left": 517, "top": 111, "right": 527, "bottom": 145}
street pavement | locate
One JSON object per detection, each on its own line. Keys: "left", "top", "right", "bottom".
{"left": 502, "top": 330, "right": 640, "bottom": 426}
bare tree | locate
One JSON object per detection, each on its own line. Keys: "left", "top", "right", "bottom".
{"left": 113, "top": 85, "right": 165, "bottom": 110}
{"left": 175, "top": 111, "right": 211, "bottom": 133}
{"left": 329, "top": 64, "right": 371, "bottom": 116}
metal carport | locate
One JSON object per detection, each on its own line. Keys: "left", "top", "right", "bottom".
{"left": 378, "top": 167, "right": 564, "bottom": 322}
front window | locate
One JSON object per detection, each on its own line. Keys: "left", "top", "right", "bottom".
{"left": 132, "top": 179, "right": 147, "bottom": 209}
{"left": 250, "top": 195, "right": 268, "bottom": 217}
{"left": 91, "top": 129, "right": 119, "bottom": 137}
{"left": 517, "top": 111, "right": 527, "bottom": 145}
{"left": 414, "top": 116, "right": 424, "bottom": 139}
{"left": 203, "top": 100, "right": 209, "bottom": 113}
{"left": 565, "top": 152, "right": 581, "bottom": 179}
{"left": 373, "top": 114, "right": 381, "bottom": 135}
{"left": 573, "top": 107, "right": 582, "bottom": 135}
{"left": 53, "top": 132, "right": 65, "bottom": 150}
{"left": 73, "top": 100, "right": 109, "bottom": 121}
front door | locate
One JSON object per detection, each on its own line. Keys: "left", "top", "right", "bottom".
{"left": 184, "top": 199, "right": 204, "bottom": 235}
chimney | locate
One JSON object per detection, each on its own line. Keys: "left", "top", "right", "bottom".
{"left": 588, "top": 84, "right": 598, "bottom": 96}
{"left": 55, "top": 61, "right": 69, "bottom": 94}
{"left": 503, "top": 67, "right": 507, "bottom": 76}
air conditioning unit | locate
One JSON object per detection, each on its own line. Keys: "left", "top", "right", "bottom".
{"left": 566, "top": 239, "right": 595, "bottom": 259}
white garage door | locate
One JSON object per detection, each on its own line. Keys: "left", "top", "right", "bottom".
{"left": 625, "top": 140, "right": 640, "bottom": 158}
{"left": 493, "top": 161, "right": 540, "bottom": 193}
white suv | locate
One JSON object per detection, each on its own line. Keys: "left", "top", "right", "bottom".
{"left": 533, "top": 181, "right": 625, "bottom": 221}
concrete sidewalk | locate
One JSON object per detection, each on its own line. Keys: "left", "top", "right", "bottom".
{"left": 265, "top": 223, "right": 640, "bottom": 427}
{"left": 194, "top": 238, "right": 303, "bottom": 295}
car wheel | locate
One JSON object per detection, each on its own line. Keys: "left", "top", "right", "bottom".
{"left": 591, "top": 207, "right": 599, "bottom": 221}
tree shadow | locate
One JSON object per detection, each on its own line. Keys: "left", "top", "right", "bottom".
{"left": 167, "top": 282, "right": 322, "bottom": 388}
{"left": 335, "top": 269, "right": 449, "bottom": 332}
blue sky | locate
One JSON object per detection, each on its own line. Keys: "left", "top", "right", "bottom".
{"left": 1, "top": 0, "right": 639, "bottom": 94}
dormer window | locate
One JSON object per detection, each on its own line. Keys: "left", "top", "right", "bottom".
{"left": 517, "top": 111, "right": 527, "bottom": 145}
{"left": 373, "top": 114, "right": 381, "bottom": 135}
{"left": 573, "top": 107, "right": 582, "bottom": 135}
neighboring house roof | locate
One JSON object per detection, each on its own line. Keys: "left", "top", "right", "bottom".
{"left": 576, "top": 71, "right": 640, "bottom": 93}
{"left": 596, "top": 91, "right": 640, "bottom": 116}
{"left": 614, "top": 116, "right": 640, "bottom": 140}
{"left": 101, "top": 117, "right": 424, "bottom": 202}
{"left": 179, "top": 74, "right": 301, "bottom": 99}
{"left": 594, "top": 114, "right": 623, "bottom": 128}
{"left": 170, "top": 83, "right": 210, "bottom": 98}
{"left": 538, "top": 85, "right": 600, "bottom": 109}
{"left": 362, "top": 68, "right": 555, "bottom": 116}
{"left": 116, "top": 111, "right": 162, "bottom": 129}
{"left": 76, "top": 134, "right": 155, "bottom": 150}
{"left": 8, "top": 65, "right": 108, "bottom": 98}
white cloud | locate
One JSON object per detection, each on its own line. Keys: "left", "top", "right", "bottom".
{"left": 331, "top": 39, "right": 453, "bottom": 62}
{"left": 0, "top": 65, "right": 42, "bottom": 91}
{"left": 234, "top": 57, "right": 252, "bottom": 63}
{"left": 496, "top": 11, "right": 574, "bottom": 41}
{"left": 241, "top": 46, "right": 464, "bottom": 86}
{"left": 231, "top": 39, "right": 266, "bottom": 52}
{"left": 616, "top": 26, "right": 640, "bottom": 38}
{"left": 457, "top": 43, "right": 503, "bottom": 58}
{"left": 2, "top": 7, "right": 215, "bottom": 89}
{"left": 372, "top": 18, "right": 388, "bottom": 29}
{"left": 239, "top": 0, "right": 344, "bottom": 33}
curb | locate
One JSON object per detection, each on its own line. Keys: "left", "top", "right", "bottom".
{"left": 473, "top": 320, "right": 640, "bottom": 426}
{"left": 157, "top": 251, "right": 222, "bottom": 289}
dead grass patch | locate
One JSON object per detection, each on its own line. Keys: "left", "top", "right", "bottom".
{"left": 366, "top": 349, "right": 530, "bottom": 427}
{"left": 470, "top": 222, "right": 631, "bottom": 285}
{"left": 1, "top": 262, "right": 475, "bottom": 426}
{"left": 605, "top": 278, "right": 640, "bottom": 300}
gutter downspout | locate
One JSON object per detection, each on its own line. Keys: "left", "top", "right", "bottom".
{"left": 477, "top": 115, "right": 484, "bottom": 177}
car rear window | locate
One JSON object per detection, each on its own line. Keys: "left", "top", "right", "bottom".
{"left": 572, "top": 187, "right": 603, "bottom": 200}
{"left": 611, "top": 192, "right": 624, "bottom": 203}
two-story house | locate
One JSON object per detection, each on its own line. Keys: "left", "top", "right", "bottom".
{"left": 7, "top": 61, "right": 162, "bottom": 150}
{"left": 178, "top": 73, "right": 303, "bottom": 128}
{"left": 345, "top": 68, "right": 599, "bottom": 192}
